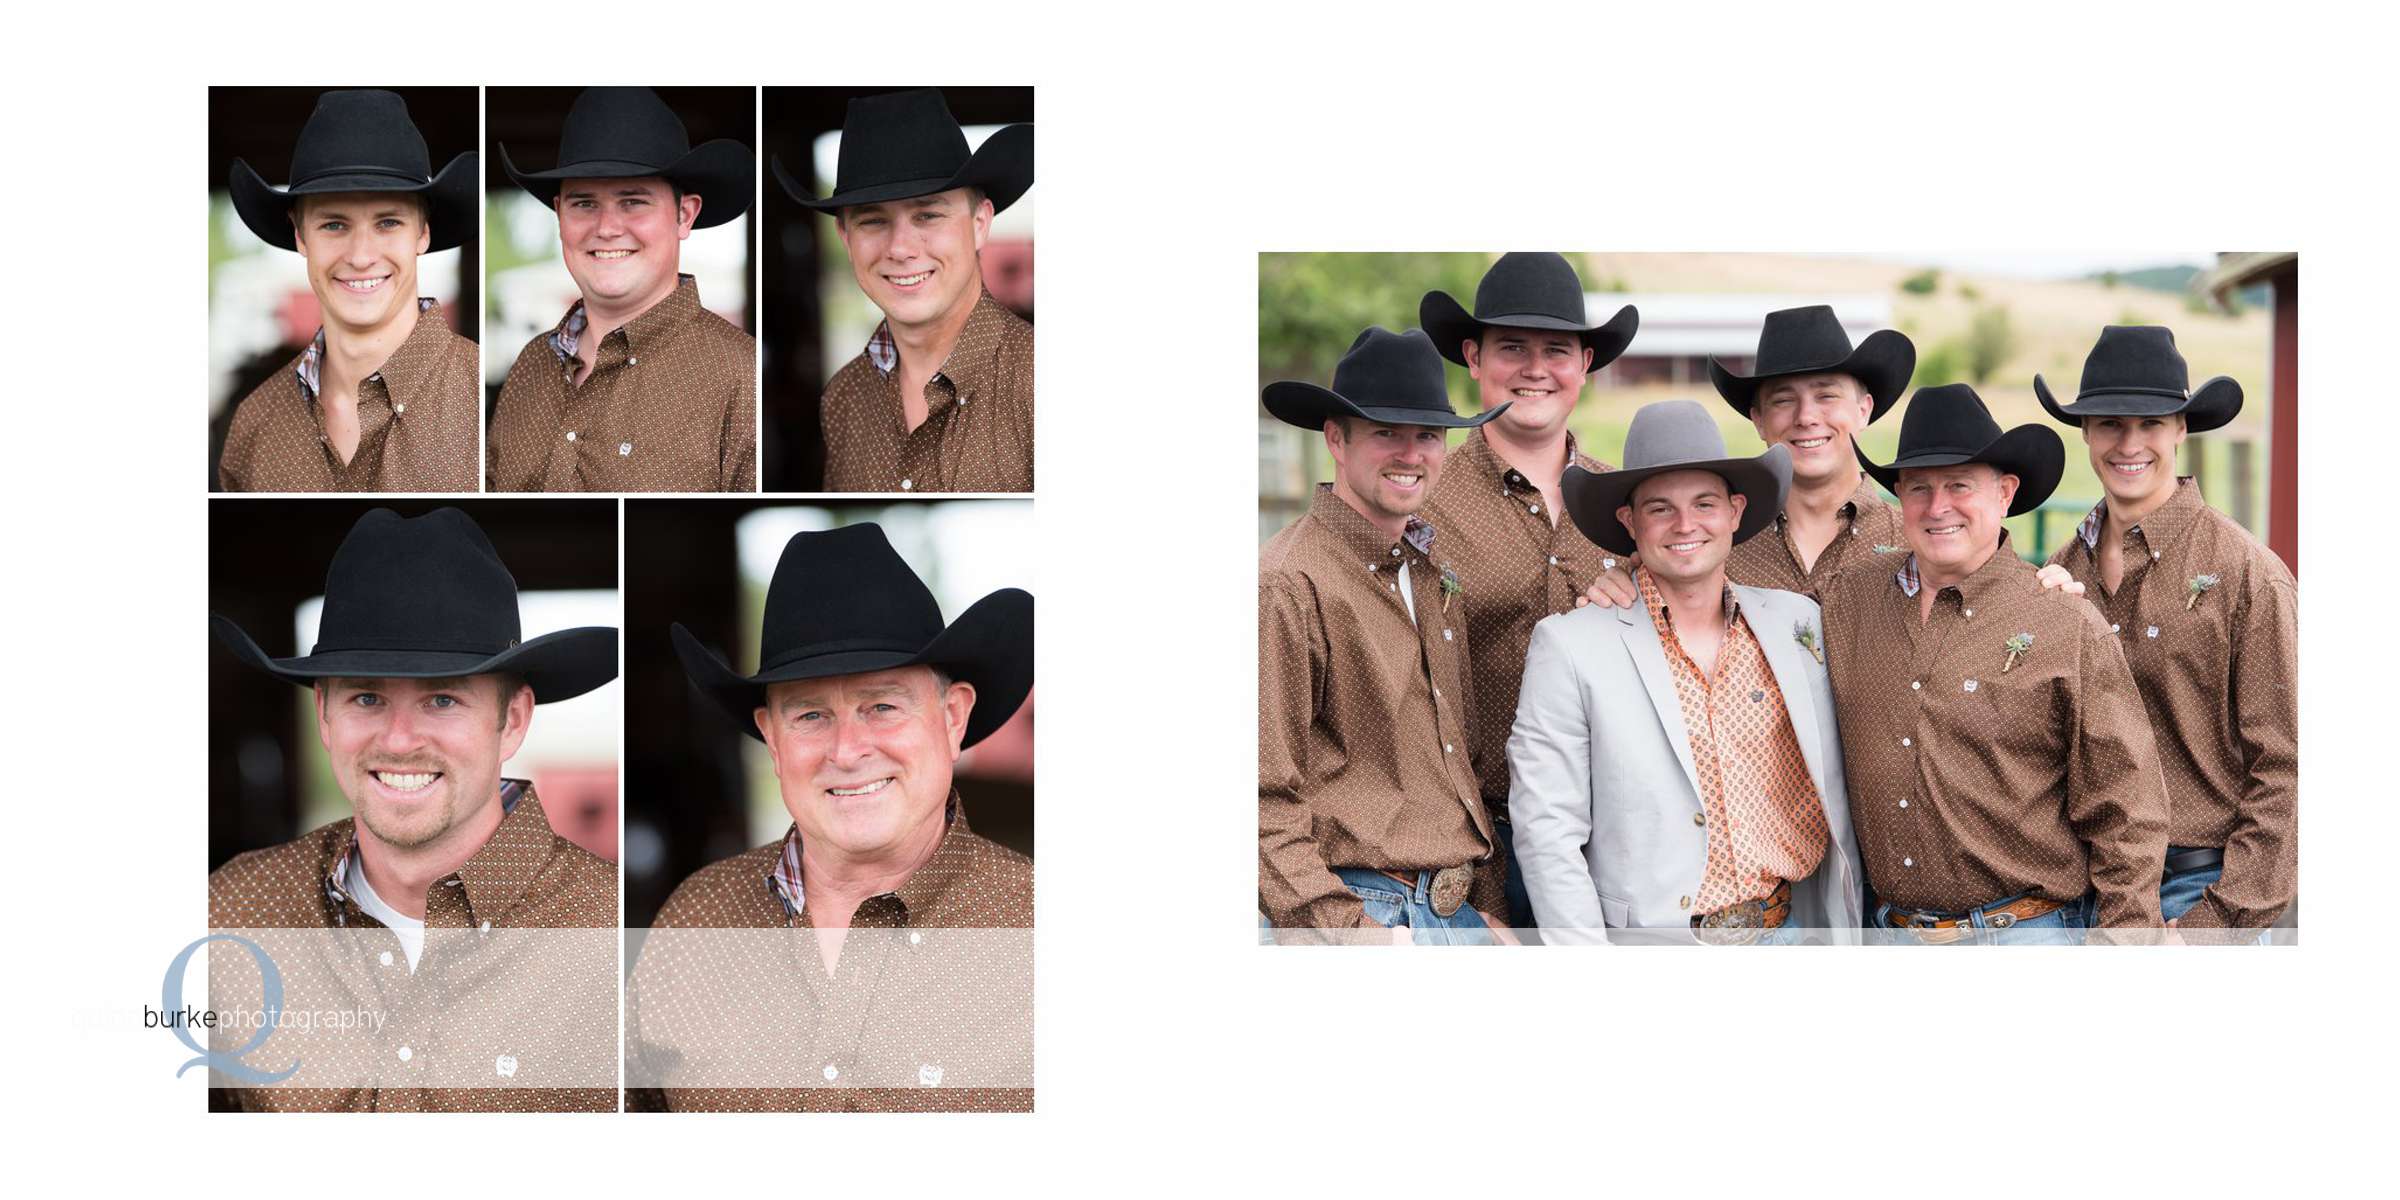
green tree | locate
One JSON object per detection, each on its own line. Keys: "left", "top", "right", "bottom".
{"left": 1964, "top": 305, "right": 2018, "bottom": 385}
{"left": 1259, "top": 252, "right": 1507, "bottom": 394}
{"left": 1899, "top": 267, "right": 1941, "bottom": 295}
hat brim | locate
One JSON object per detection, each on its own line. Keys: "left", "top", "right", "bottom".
{"left": 500, "top": 139, "right": 755, "bottom": 228}
{"left": 1857, "top": 424, "right": 2064, "bottom": 517}
{"left": 1419, "top": 291, "right": 1640, "bottom": 372}
{"left": 2035, "top": 373, "right": 2242, "bottom": 435}
{"left": 671, "top": 587, "right": 1033, "bottom": 749}
{"left": 210, "top": 613, "right": 619, "bottom": 703}
{"left": 1560, "top": 446, "right": 1793, "bottom": 558}
{"left": 1710, "top": 328, "right": 1916, "bottom": 423}
{"left": 1259, "top": 380, "right": 1505, "bottom": 432}
{"left": 230, "top": 152, "right": 480, "bottom": 254}
{"left": 776, "top": 122, "right": 1034, "bottom": 215}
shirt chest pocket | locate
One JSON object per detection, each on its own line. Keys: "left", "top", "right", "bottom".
{"left": 603, "top": 382, "right": 724, "bottom": 489}
{"left": 1953, "top": 666, "right": 2065, "bottom": 759}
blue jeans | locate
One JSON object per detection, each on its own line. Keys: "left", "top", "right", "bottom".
{"left": 1491, "top": 816, "right": 1539, "bottom": 942}
{"left": 1334, "top": 867, "right": 1499, "bottom": 945}
{"left": 2159, "top": 857, "right": 2276, "bottom": 945}
{"left": 1867, "top": 893, "right": 2093, "bottom": 945}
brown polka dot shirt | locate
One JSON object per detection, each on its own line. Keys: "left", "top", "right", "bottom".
{"left": 1725, "top": 474, "right": 1908, "bottom": 599}
{"left": 820, "top": 291, "right": 1033, "bottom": 493}
{"left": 625, "top": 818, "right": 1033, "bottom": 1112}
{"left": 1636, "top": 569, "right": 1830, "bottom": 914}
{"left": 2048, "top": 478, "right": 2297, "bottom": 929}
{"left": 206, "top": 783, "right": 618, "bottom": 1112}
{"left": 1420, "top": 430, "right": 1614, "bottom": 821}
{"left": 217, "top": 299, "right": 479, "bottom": 492}
{"left": 488, "top": 275, "right": 758, "bottom": 492}
{"left": 1259, "top": 486, "right": 1498, "bottom": 934}
{"left": 1817, "top": 538, "right": 2172, "bottom": 926}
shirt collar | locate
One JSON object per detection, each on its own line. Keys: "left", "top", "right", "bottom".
{"left": 1895, "top": 530, "right": 2021, "bottom": 603}
{"left": 2074, "top": 476, "right": 2205, "bottom": 556}
{"left": 1635, "top": 565, "right": 1739, "bottom": 632}
{"left": 1776, "top": 472, "right": 1880, "bottom": 531}
{"left": 547, "top": 274, "right": 704, "bottom": 363}
{"left": 862, "top": 290, "right": 1013, "bottom": 392}
{"left": 296, "top": 297, "right": 443, "bottom": 403}
{"left": 1458, "top": 428, "right": 1602, "bottom": 495}
{"left": 1307, "top": 484, "right": 1436, "bottom": 566}
{"left": 764, "top": 793, "right": 967, "bottom": 920}
{"left": 324, "top": 779, "right": 541, "bottom": 922}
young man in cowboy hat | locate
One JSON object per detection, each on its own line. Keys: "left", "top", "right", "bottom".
{"left": 207, "top": 507, "right": 620, "bottom": 1110}
{"left": 1258, "top": 327, "right": 1514, "bottom": 945}
{"left": 628, "top": 524, "right": 1034, "bottom": 1111}
{"left": 490, "top": 86, "right": 757, "bottom": 492}
{"left": 1418, "top": 251, "right": 1638, "bottom": 935}
{"left": 2040, "top": 327, "right": 2296, "bottom": 942}
{"left": 775, "top": 88, "right": 1034, "bottom": 492}
{"left": 218, "top": 89, "right": 480, "bottom": 492}
{"left": 1820, "top": 384, "right": 2171, "bottom": 942}
{"left": 1510, "top": 400, "right": 1865, "bottom": 944}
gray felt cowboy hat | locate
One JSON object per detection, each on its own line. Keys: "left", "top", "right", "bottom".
{"left": 1562, "top": 400, "right": 1792, "bottom": 557}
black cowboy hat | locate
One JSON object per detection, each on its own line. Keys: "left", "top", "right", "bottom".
{"left": 2036, "top": 325, "right": 2243, "bottom": 434}
{"left": 229, "top": 89, "right": 479, "bottom": 254}
{"left": 1710, "top": 305, "right": 1916, "bottom": 422}
{"left": 672, "top": 524, "right": 1033, "bottom": 748}
{"left": 501, "top": 87, "right": 754, "bottom": 229}
{"left": 1561, "top": 400, "right": 1792, "bottom": 557}
{"left": 1261, "top": 327, "right": 1508, "bottom": 431}
{"left": 1418, "top": 252, "right": 1640, "bottom": 370}
{"left": 210, "top": 508, "right": 618, "bottom": 702}
{"left": 772, "top": 87, "right": 1033, "bottom": 214}
{"left": 1857, "top": 383, "right": 2064, "bottom": 517}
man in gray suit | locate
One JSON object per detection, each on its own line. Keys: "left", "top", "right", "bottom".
{"left": 1507, "top": 400, "right": 1865, "bottom": 944}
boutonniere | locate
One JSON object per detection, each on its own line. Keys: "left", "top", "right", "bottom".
{"left": 2185, "top": 573, "right": 2221, "bottom": 611}
{"left": 1793, "top": 621, "right": 1823, "bottom": 664}
{"left": 2002, "top": 632, "right": 2035, "bottom": 673}
{"left": 1440, "top": 563, "right": 1462, "bottom": 613}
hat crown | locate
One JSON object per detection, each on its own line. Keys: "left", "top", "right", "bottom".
{"left": 1328, "top": 327, "right": 1454, "bottom": 417}
{"left": 1619, "top": 400, "right": 1737, "bottom": 471}
{"left": 553, "top": 86, "right": 693, "bottom": 170}
{"left": 1895, "top": 383, "right": 2004, "bottom": 456}
{"left": 1472, "top": 251, "right": 1588, "bottom": 323}
{"left": 289, "top": 90, "right": 432, "bottom": 187}
{"left": 758, "top": 525, "right": 947, "bottom": 672}
{"left": 835, "top": 88, "right": 972, "bottom": 191}
{"left": 313, "top": 508, "right": 522, "bottom": 657}
{"left": 1751, "top": 305, "right": 1857, "bottom": 375}
{"left": 2079, "top": 325, "right": 2190, "bottom": 396}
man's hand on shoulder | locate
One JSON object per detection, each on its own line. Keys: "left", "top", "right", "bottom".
{"left": 1575, "top": 553, "right": 1642, "bottom": 609}
{"left": 2034, "top": 563, "right": 2085, "bottom": 596}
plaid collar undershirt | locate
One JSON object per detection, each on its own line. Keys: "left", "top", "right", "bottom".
{"left": 295, "top": 296, "right": 439, "bottom": 401}
{"left": 764, "top": 793, "right": 962, "bottom": 918}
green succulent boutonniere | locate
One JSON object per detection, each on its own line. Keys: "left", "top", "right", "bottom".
{"left": 2003, "top": 632, "right": 2035, "bottom": 673}
{"left": 1872, "top": 543, "right": 1905, "bottom": 555}
{"left": 1794, "top": 621, "right": 1824, "bottom": 664}
{"left": 1440, "top": 564, "right": 1462, "bottom": 613}
{"left": 2185, "top": 573, "right": 2221, "bottom": 611}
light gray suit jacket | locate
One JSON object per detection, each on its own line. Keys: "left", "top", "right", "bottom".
{"left": 1507, "top": 583, "right": 1865, "bottom": 944}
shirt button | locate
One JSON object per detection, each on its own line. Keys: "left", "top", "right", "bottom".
{"left": 901, "top": 479, "right": 914, "bottom": 490}
{"left": 2111, "top": 623, "right": 2121, "bottom": 634}
{"left": 379, "top": 951, "right": 394, "bottom": 967}
{"left": 1903, "top": 858, "right": 1915, "bottom": 868}
{"left": 1528, "top": 504, "right": 1541, "bottom": 515}
{"left": 1548, "top": 555, "right": 1560, "bottom": 565}
{"left": 1442, "top": 629, "right": 1453, "bottom": 641}
{"left": 479, "top": 920, "right": 492, "bottom": 934}
{"left": 2152, "top": 551, "right": 2161, "bottom": 560}
{"left": 627, "top": 355, "right": 638, "bottom": 365}
{"left": 1692, "top": 812, "right": 1706, "bottom": 826}
{"left": 822, "top": 1064, "right": 839, "bottom": 1081}
{"left": 1899, "top": 799, "right": 1910, "bottom": 809}
{"left": 393, "top": 403, "right": 405, "bottom": 415}
{"left": 909, "top": 931, "right": 923, "bottom": 946}
{"left": 565, "top": 431, "right": 578, "bottom": 442}
{"left": 1911, "top": 681, "right": 1921, "bottom": 690}
{"left": 1901, "top": 737, "right": 1912, "bottom": 747}
{"left": 1391, "top": 548, "right": 1401, "bottom": 557}
{"left": 1963, "top": 608, "right": 1974, "bottom": 618}
{"left": 1433, "top": 688, "right": 1441, "bottom": 699}
{"left": 397, "top": 1046, "right": 414, "bottom": 1062}
{"left": 1443, "top": 743, "right": 1453, "bottom": 754}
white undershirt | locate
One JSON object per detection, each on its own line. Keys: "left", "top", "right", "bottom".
{"left": 1397, "top": 559, "right": 1417, "bottom": 624}
{"left": 347, "top": 856, "right": 425, "bottom": 972}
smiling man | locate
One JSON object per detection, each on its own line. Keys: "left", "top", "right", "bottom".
{"left": 1258, "top": 327, "right": 1514, "bottom": 944}
{"left": 491, "top": 87, "right": 756, "bottom": 492}
{"left": 632, "top": 523, "right": 1035, "bottom": 1110}
{"left": 208, "top": 507, "right": 620, "bottom": 1110}
{"left": 1418, "top": 252, "right": 1639, "bottom": 933}
{"left": 774, "top": 88, "right": 1034, "bottom": 492}
{"left": 1509, "top": 400, "right": 1863, "bottom": 944}
{"left": 219, "top": 90, "right": 480, "bottom": 492}
{"left": 2039, "top": 327, "right": 2296, "bottom": 941}
{"left": 1817, "top": 384, "right": 2171, "bottom": 943}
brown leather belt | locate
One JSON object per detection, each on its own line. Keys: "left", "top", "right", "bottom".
{"left": 1690, "top": 880, "right": 1793, "bottom": 945}
{"left": 1882, "top": 894, "right": 2062, "bottom": 944}
{"left": 1375, "top": 865, "right": 1475, "bottom": 917}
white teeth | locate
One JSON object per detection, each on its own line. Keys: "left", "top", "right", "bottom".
{"left": 1511, "top": 388, "right": 1551, "bottom": 397}
{"left": 339, "top": 277, "right": 386, "bottom": 292}
{"left": 590, "top": 249, "right": 633, "bottom": 259}
{"left": 828, "top": 778, "right": 893, "bottom": 797}
{"left": 1385, "top": 474, "right": 1421, "bottom": 486}
{"left": 2111, "top": 462, "right": 2151, "bottom": 474}
{"left": 374, "top": 771, "right": 437, "bottom": 792}
{"left": 1792, "top": 437, "right": 1831, "bottom": 449}
{"left": 889, "top": 272, "right": 931, "bottom": 286}
{"left": 1667, "top": 541, "right": 1703, "bottom": 552}
{"left": 1927, "top": 525, "right": 1964, "bottom": 535}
